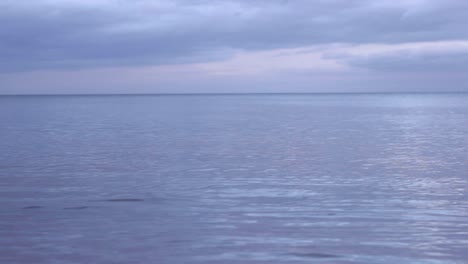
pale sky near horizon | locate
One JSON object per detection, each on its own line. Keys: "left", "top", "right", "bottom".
{"left": 1, "top": 0, "right": 468, "bottom": 94}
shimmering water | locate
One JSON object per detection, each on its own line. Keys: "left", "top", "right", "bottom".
{"left": 1, "top": 94, "right": 468, "bottom": 264}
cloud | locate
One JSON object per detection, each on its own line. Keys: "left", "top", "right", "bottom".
{"left": 1, "top": 0, "right": 468, "bottom": 72}
{"left": 325, "top": 41, "right": 468, "bottom": 72}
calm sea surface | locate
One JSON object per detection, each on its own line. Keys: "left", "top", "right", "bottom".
{"left": 1, "top": 94, "right": 468, "bottom": 264}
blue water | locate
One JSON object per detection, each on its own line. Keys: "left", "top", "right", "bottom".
{"left": 1, "top": 94, "right": 468, "bottom": 264}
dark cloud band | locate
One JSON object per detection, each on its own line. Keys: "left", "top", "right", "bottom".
{"left": 1, "top": 0, "right": 468, "bottom": 72}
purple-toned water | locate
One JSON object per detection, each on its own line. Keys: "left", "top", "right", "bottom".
{"left": 1, "top": 94, "right": 468, "bottom": 263}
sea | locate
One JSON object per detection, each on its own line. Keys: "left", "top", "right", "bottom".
{"left": 1, "top": 93, "right": 468, "bottom": 264}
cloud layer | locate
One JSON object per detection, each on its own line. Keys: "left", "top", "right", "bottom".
{"left": 1, "top": 0, "right": 468, "bottom": 93}
{"left": 2, "top": 0, "right": 468, "bottom": 71}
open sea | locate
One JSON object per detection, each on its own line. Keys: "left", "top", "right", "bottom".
{"left": 1, "top": 93, "right": 468, "bottom": 264}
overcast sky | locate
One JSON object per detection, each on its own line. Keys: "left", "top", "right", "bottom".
{"left": 1, "top": 0, "right": 468, "bottom": 94}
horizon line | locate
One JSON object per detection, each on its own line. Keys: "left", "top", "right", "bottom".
{"left": 1, "top": 91, "right": 468, "bottom": 96}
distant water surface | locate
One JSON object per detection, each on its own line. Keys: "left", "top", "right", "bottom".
{"left": 1, "top": 94, "right": 468, "bottom": 263}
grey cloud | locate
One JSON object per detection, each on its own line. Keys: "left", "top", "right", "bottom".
{"left": 1, "top": 0, "right": 468, "bottom": 72}
{"left": 328, "top": 46, "right": 468, "bottom": 72}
